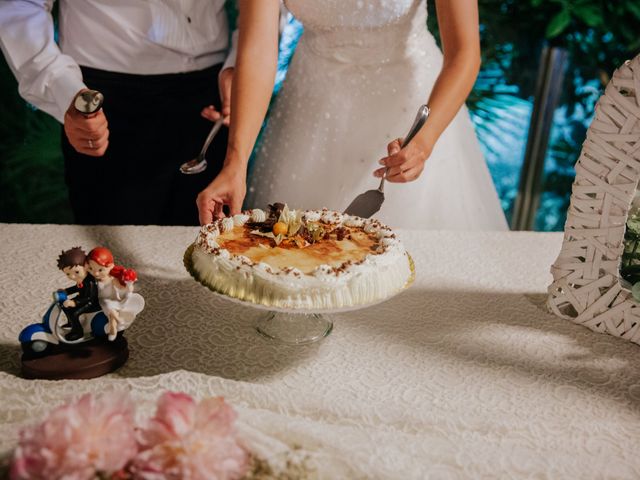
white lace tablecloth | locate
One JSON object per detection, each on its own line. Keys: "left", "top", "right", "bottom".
{"left": 1, "top": 224, "right": 640, "bottom": 479}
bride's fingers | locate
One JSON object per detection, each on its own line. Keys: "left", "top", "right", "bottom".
{"left": 388, "top": 165, "right": 423, "bottom": 183}
{"left": 213, "top": 202, "right": 225, "bottom": 220}
{"left": 374, "top": 166, "right": 407, "bottom": 181}
{"left": 374, "top": 166, "right": 400, "bottom": 178}
{"left": 198, "top": 203, "right": 214, "bottom": 225}
{"left": 387, "top": 138, "right": 402, "bottom": 155}
{"left": 196, "top": 191, "right": 219, "bottom": 225}
{"left": 378, "top": 139, "right": 405, "bottom": 168}
{"left": 379, "top": 151, "right": 408, "bottom": 168}
{"left": 201, "top": 105, "right": 222, "bottom": 122}
{"left": 374, "top": 159, "right": 412, "bottom": 178}
{"left": 229, "top": 197, "right": 243, "bottom": 216}
{"left": 385, "top": 165, "right": 405, "bottom": 179}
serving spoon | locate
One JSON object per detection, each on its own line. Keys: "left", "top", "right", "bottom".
{"left": 74, "top": 89, "right": 104, "bottom": 114}
{"left": 180, "top": 117, "right": 225, "bottom": 175}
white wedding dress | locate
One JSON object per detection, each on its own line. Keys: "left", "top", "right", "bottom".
{"left": 98, "top": 280, "right": 145, "bottom": 331}
{"left": 246, "top": 0, "right": 508, "bottom": 230}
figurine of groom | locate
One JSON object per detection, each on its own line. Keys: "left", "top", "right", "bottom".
{"left": 56, "top": 247, "right": 100, "bottom": 341}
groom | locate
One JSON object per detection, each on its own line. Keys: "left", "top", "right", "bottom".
{"left": 0, "top": 0, "right": 237, "bottom": 225}
{"left": 56, "top": 247, "right": 100, "bottom": 341}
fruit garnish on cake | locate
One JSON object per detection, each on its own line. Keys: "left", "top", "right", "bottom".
{"left": 246, "top": 202, "right": 348, "bottom": 247}
{"left": 191, "top": 204, "right": 412, "bottom": 309}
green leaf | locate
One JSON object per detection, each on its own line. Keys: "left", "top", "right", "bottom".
{"left": 627, "top": 1, "right": 640, "bottom": 20}
{"left": 545, "top": 8, "right": 571, "bottom": 38}
{"left": 572, "top": 3, "right": 603, "bottom": 27}
{"left": 531, "top": 0, "right": 543, "bottom": 7}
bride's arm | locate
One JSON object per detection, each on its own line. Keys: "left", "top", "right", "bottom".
{"left": 375, "top": 0, "right": 481, "bottom": 183}
{"left": 197, "top": 0, "right": 280, "bottom": 224}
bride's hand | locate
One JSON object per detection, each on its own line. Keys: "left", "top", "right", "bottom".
{"left": 196, "top": 165, "right": 246, "bottom": 225}
{"left": 201, "top": 67, "right": 234, "bottom": 126}
{"left": 374, "top": 137, "right": 433, "bottom": 183}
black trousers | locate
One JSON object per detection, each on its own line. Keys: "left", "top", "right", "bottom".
{"left": 62, "top": 64, "right": 227, "bottom": 226}
{"left": 62, "top": 302, "right": 100, "bottom": 331}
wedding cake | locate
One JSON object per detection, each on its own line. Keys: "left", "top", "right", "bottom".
{"left": 190, "top": 203, "right": 413, "bottom": 310}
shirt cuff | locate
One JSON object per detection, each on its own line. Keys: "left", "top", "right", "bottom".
{"left": 48, "top": 66, "right": 86, "bottom": 123}
{"left": 221, "top": 29, "right": 239, "bottom": 73}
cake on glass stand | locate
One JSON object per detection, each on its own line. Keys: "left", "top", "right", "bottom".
{"left": 184, "top": 203, "right": 414, "bottom": 345}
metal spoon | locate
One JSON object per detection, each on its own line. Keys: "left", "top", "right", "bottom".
{"left": 344, "top": 104, "right": 430, "bottom": 218}
{"left": 179, "top": 118, "right": 225, "bottom": 175}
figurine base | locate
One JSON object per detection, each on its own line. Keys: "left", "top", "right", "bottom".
{"left": 21, "top": 336, "right": 129, "bottom": 380}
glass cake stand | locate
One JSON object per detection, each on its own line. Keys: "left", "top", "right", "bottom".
{"left": 183, "top": 244, "right": 415, "bottom": 345}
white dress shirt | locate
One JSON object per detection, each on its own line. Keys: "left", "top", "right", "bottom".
{"left": 0, "top": 0, "right": 238, "bottom": 123}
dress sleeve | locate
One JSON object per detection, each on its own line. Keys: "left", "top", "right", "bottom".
{"left": 0, "top": 0, "right": 87, "bottom": 123}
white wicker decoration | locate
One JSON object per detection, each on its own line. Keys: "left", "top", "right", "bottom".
{"left": 548, "top": 54, "right": 640, "bottom": 344}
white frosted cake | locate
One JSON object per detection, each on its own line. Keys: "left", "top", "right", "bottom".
{"left": 190, "top": 203, "right": 412, "bottom": 310}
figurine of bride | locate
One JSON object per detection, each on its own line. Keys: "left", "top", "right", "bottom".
{"left": 86, "top": 247, "right": 145, "bottom": 341}
{"left": 197, "top": 0, "right": 507, "bottom": 230}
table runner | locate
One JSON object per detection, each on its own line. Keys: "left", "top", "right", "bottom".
{"left": 1, "top": 224, "right": 639, "bottom": 478}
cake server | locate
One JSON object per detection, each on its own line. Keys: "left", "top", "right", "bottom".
{"left": 343, "top": 104, "right": 430, "bottom": 218}
{"left": 180, "top": 117, "right": 225, "bottom": 175}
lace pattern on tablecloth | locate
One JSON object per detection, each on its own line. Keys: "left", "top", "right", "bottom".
{"left": 1, "top": 225, "right": 640, "bottom": 478}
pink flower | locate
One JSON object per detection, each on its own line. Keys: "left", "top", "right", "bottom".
{"left": 10, "top": 392, "right": 138, "bottom": 480}
{"left": 130, "top": 392, "right": 248, "bottom": 480}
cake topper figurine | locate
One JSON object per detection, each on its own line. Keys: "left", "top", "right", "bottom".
{"left": 56, "top": 247, "right": 100, "bottom": 341}
{"left": 18, "top": 246, "right": 145, "bottom": 379}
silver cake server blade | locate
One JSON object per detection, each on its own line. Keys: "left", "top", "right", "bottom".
{"left": 344, "top": 104, "right": 430, "bottom": 218}
{"left": 342, "top": 188, "right": 385, "bottom": 218}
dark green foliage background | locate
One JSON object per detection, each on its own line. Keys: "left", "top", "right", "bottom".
{"left": 0, "top": 56, "right": 71, "bottom": 223}
{"left": 428, "top": 0, "right": 640, "bottom": 230}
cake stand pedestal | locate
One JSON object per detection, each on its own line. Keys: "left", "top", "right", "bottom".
{"left": 193, "top": 293, "right": 347, "bottom": 345}
{"left": 184, "top": 245, "right": 414, "bottom": 345}
{"left": 256, "top": 311, "right": 333, "bottom": 345}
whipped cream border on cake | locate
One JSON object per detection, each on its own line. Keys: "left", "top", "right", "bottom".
{"left": 191, "top": 208, "right": 412, "bottom": 310}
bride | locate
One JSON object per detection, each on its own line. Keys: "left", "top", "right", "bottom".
{"left": 197, "top": 0, "right": 507, "bottom": 230}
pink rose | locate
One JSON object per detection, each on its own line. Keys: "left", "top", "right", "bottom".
{"left": 130, "top": 392, "right": 248, "bottom": 480}
{"left": 11, "top": 392, "right": 137, "bottom": 480}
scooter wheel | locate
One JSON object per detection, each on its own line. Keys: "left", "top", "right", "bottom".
{"left": 22, "top": 340, "right": 51, "bottom": 356}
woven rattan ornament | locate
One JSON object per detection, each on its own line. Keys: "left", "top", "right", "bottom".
{"left": 548, "top": 54, "right": 640, "bottom": 344}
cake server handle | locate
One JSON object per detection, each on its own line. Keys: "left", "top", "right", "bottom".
{"left": 378, "top": 104, "right": 430, "bottom": 193}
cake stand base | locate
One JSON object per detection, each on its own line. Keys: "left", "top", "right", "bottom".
{"left": 256, "top": 312, "right": 333, "bottom": 345}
